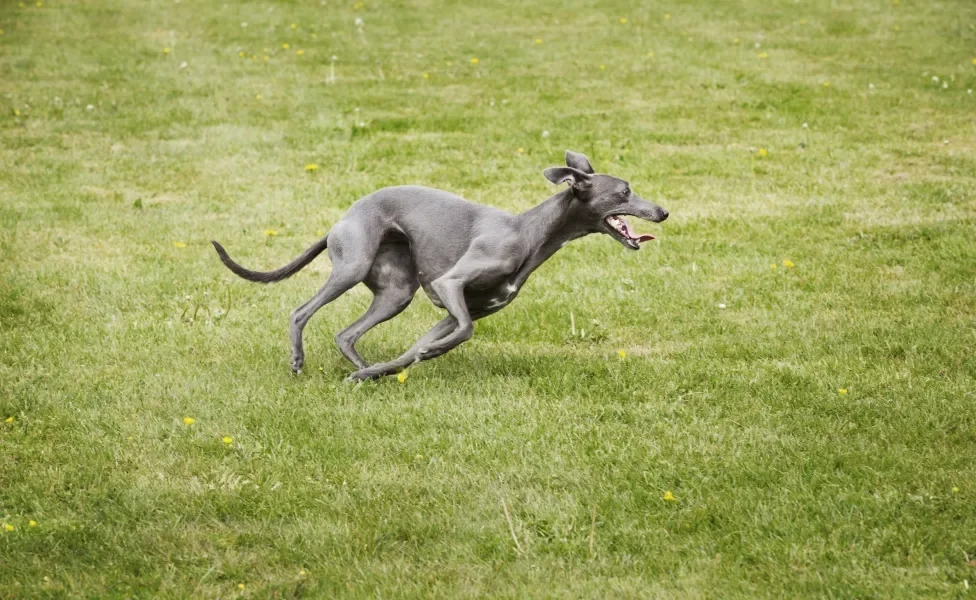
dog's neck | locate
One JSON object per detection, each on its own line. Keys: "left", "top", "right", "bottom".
{"left": 512, "top": 189, "right": 590, "bottom": 286}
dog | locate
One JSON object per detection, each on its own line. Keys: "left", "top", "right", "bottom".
{"left": 213, "top": 150, "right": 668, "bottom": 380}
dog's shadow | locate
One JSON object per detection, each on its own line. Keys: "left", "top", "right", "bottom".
{"left": 318, "top": 341, "right": 633, "bottom": 390}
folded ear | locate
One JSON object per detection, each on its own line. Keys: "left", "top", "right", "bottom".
{"left": 565, "top": 150, "right": 594, "bottom": 174}
{"left": 543, "top": 166, "right": 591, "bottom": 189}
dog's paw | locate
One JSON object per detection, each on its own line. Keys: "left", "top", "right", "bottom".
{"left": 290, "top": 356, "right": 304, "bottom": 374}
{"left": 346, "top": 367, "right": 382, "bottom": 382}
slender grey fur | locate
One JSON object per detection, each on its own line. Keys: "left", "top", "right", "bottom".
{"left": 213, "top": 150, "right": 668, "bottom": 381}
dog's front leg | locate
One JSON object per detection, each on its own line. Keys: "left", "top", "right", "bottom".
{"left": 346, "top": 316, "right": 458, "bottom": 381}
{"left": 348, "top": 276, "right": 473, "bottom": 381}
{"left": 347, "top": 242, "right": 516, "bottom": 381}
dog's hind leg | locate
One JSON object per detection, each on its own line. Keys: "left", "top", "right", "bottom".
{"left": 289, "top": 223, "right": 378, "bottom": 373}
{"left": 335, "top": 243, "right": 418, "bottom": 369}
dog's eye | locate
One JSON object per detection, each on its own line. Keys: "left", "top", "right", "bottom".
{"left": 621, "top": 188, "right": 630, "bottom": 197}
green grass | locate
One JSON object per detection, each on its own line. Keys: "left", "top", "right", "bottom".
{"left": 2, "top": 0, "right": 976, "bottom": 597}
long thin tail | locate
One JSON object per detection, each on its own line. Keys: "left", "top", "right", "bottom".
{"left": 211, "top": 234, "right": 329, "bottom": 283}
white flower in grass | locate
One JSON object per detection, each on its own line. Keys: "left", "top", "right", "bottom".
{"left": 179, "top": 61, "right": 187, "bottom": 69}
{"left": 541, "top": 130, "right": 550, "bottom": 138}
{"left": 354, "top": 17, "right": 364, "bottom": 27}
{"left": 942, "top": 81, "right": 948, "bottom": 89}
{"left": 932, "top": 75, "right": 939, "bottom": 82}
{"left": 240, "top": 21, "right": 247, "bottom": 27}
{"left": 718, "top": 303, "right": 727, "bottom": 309}
{"left": 86, "top": 104, "right": 94, "bottom": 111}
{"left": 802, "top": 122, "right": 808, "bottom": 128}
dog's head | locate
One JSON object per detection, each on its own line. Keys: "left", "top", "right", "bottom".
{"left": 544, "top": 150, "right": 668, "bottom": 250}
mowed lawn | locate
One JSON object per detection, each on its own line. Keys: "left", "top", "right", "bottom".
{"left": 2, "top": 0, "right": 976, "bottom": 597}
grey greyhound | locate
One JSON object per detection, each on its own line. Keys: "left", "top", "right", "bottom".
{"left": 212, "top": 150, "right": 668, "bottom": 381}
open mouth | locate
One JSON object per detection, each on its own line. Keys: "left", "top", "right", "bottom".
{"left": 605, "top": 215, "right": 656, "bottom": 250}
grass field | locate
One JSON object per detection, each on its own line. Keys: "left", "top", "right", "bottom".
{"left": 2, "top": 0, "right": 976, "bottom": 597}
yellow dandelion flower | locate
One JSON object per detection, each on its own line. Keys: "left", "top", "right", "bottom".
{"left": 353, "top": 1, "right": 364, "bottom": 8}
{"left": 757, "top": 148, "right": 768, "bottom": 157}
{"left": 183, "top": 417, "right": 196, "bottom": 426}
{"left": 290, "top": 23, "right": 298, "bottom": 29}
{"left": 972, "top": 57, "right": 976, "bottom": 65}
{"left": 800, "top": 18, "right": 808, "bottom": 24}
{"left": 770, "top": 263, "right": 777, "bottom": 270}
{"left": 28, "top": 520, "right": 37, "bottom": 527}
{"left": 422, "top": 72, "right": 429, "bottom": 79}
{"left": 619, "top": 18, "right": 628, "bottom": 24}
{"left": 299, "top": 569, "right": 307, "bottom": 576}
{"left": 838, "top": 388, "right": 848, "bottom": 395}
{"left": 663, "top": 491, "right": 677, "bottom": 502}
{"left": 312, "top": 33, "right": 318, "bottom": 39}
{"left": 296, "top": 49, "right": 304, "bottom": 56}
{"left": 2, "top": 523, "right": 14, "bottom": 532}
{"left": 952, "top": 486, "right": 959, "bottom": 493}
{"left": 783, "top": 259, "right": 795, "bottom": 268}
{"left": 36, "top": 1, "right": 42, "bottom": 6}
{"left": 4, "top": 416, "right": 13, "bottom": 423}
{"left": 517, "top": 147, "right": 524, "bottom": 153}
{"left": 0, "top": 29, "right": 4, "bottom": 35}
{"left": 173, "top": 241, "right": 187, "bottom": 248}
{"left": 599, "top": 64, "right": 606, "bottom": 70}
{"left": 822, "top": 81, "right": 831, "bottom": 87}
{"left": 647, "top": 51, "right": 654, "bottom": 58}
{"left": 470, "top": 57, "right": 479, "bottom": 65}
{"left": 264, "top": 229, "right": 278, "bottom": 236}
{"left": 733, "top": 37, "right": 740, "bottom": 44}
{"left": 238, "top": 583, "right": 245, "bottom": 590}
{"left": 535, "top": 38, "right": 542, "bottom": 45}
{"left": 892, "top": 0, "right": 898, "bottom": 4}
{"left": 664, "top": 13, "right": 671, "bottom": 20}
{"left": 617, "top": 349, "right": 627, "bottom": 359}
{"left": 250, "top": 54, "right": 257, "bottom": 60}
{"left": 13, "top": 108, "right": 21, "bottom": 116}
{"left": 397, "top": 370, "right": 409, "bottom": 384}
{"left": 305, "top": 163, "right": 319, "bottom": 171}
{"left": 238, "top": 51, "right": 245, "bottom": 57}
{"left": 282, "top": 43, "right": 290, "bottom": 49}
{"left": 758, "top": 51, "right": 768, "bottom": 59}
{"left": 263, "top": 55, "right": 269, "bottom": 61}
{"left": 255, "top": 94, "right": 262, "bottom": 100}
{"left": 222, "top": 436, "right": 233, "bottom": 445}
{"left": 163, "top": 47, "right": 171, "bottom": 54}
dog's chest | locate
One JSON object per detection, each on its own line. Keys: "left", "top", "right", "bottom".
{"left": 423, "top": 280, "right": 521, "bottom": 313}
{"left": 465, "top": 281, "right": 521, "bottom": 313}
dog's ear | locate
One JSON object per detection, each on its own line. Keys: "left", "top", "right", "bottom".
{"left": 565, "top": 150, "right": 594, "bottom": 174}
{"left": 543, "top": 166, "right": 592, "bottom": 189}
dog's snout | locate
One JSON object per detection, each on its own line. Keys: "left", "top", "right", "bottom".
{"left": 658, "top": 209, "right": 669, "bottom": 222}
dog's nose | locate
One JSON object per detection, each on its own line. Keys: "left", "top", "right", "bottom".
{"left": 659, "top": 209, "right": 669, "bottom": 221}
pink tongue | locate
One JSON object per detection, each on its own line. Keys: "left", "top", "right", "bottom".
{"left": 619, "top": 220, "right": 655, "bottom": 242}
